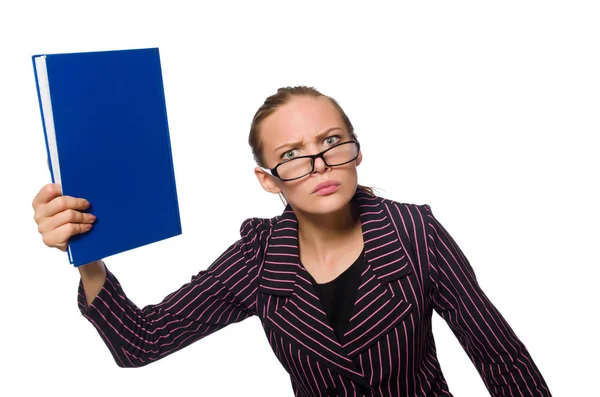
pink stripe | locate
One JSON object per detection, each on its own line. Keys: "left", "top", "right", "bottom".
{"left": 370, "top": 245, "right": 402, "bottom": 261}
{"left": 296, "top": 349, "right": 317, "bottom": 396}
{"left": 358, "top": 202, "right": 379, "bottom": 208}
{"left": 363, "top": 224, "right": 390, "bottom": 235}
{"left": 290, "top": 300, "right": 331, "bottom": 330}
{"left": 260, "top": 285, "right": 293, "bottom": 292}
{"left": 347, "top": 304, "right": 412, "bottom": 356}
{"left": 355, "top": 282, "right": 378, "bottom": 305}
{"left": 270, "top": 312, "right": 357, "bottom": 367}
{"left": 364, "top": 229, "right": 395, "bottom": 244}
{"left": 346, "top": 297, "right": 396, "bottom": 337}
{"left": 377, "top": 264, "right": 409, "bottom": 279}
{"left": 361, "top": 210, "right": 383, "bottom": 216}
{"left": 358, "top": 272, "right": 376, "bottom": 289}
{"left": 263, "top": 276, "right": 294, "bottom": 283}
{"left": 361, "top": 217, "right": 386, "bottom": 226}
{"left": 348, "top": 290, "right": 386, "bottom": 322}
{"left": 164, "top": 275, "right": 216, "bottom": 312}
{"left": 372, "top": 255, "right": 407, "bottom": 272}
{"left": 272, "top": 235, "right": 298, "bottom": 240}
{"left": 365, "top": 238, "right": 396, "bottom": 254}
{"left": 84, "top": 315, "right": 126, "bottom": 367}
{"left": 266, "top": 252, "right": 299, "bottom": 257}
{"left": 264, "top": 260, "right": 298, "bottom": 265}
{"left": 263, "top": 268, "right": 296, "bottom": 274}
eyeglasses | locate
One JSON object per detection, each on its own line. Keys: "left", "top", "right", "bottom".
{"left": 263, "top": 140, "right": 361, "bottom": 181}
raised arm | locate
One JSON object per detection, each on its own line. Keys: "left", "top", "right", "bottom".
{"left": 77, "top": 217, "right": 270, "bottom": 368}
{"left": 423, "top": 204, "right": 551, "bottom": 396}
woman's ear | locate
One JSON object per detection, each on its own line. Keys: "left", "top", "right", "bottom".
{"left": 356, "top": 150, "right": 363, "bottom": 167}
{"left": 254, "top": 167, "right": 282, "bottom": 194}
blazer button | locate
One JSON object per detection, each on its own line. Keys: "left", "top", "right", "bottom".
{"left": 326, "top": 386, "right": 338, "bottom": 396}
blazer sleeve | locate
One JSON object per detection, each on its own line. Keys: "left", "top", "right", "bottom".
{"left": 76, "top": 217, "right": 269, "bottom": 368}
{"left": 422, "top": 204, "right": 552, "bottom": 397}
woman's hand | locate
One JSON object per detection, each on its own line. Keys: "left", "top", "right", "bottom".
{"left": 32, "top": 183, "right": 96, "bottom": 252}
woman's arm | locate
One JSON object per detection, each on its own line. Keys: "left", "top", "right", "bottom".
{"left": 78, "top": 260, "right": 106, "bottom": 305}
{"left": 76, "top": 217, "right": 270, "bottom": 368}
{"left": 423, "top": 204, "right": 552, "bottom": 397}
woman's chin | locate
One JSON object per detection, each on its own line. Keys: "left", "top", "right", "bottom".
{"left": 307, "top": 193, "right": 352, "bottom": 214}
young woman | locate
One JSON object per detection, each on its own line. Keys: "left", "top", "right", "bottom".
{"left": 31, "top": 86, "right": 552, "bottom": 397}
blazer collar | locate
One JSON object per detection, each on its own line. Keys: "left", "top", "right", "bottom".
{"left": 258, "top": 187, "right": 414, "bottom": 387}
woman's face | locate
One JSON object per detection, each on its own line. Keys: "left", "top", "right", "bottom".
{"left": 254, "top": 95, "right": 362, "bottom": 215}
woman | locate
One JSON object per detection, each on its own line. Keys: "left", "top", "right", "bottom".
{"left": 31, "top": 86, "right": 552, "bottom": 396}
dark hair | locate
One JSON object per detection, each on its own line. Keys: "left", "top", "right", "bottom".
{"left": 248, "top": 86, "right": 376, "bottom": 202}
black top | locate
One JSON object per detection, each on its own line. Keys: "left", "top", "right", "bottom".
{"left": 304, "top": 247, "right": 365, "bottom": 343}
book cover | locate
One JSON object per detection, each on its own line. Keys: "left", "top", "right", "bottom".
{"left": 32, "top": 47, "right": 182, "bottom": 267}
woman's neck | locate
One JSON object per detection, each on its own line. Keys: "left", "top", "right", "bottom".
{"left": 295, "top": 200, "right": 362, "bottom": 265}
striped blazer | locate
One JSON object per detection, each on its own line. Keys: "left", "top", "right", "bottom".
{"left": 77, "top": 188, "right": 552, "bottom": 396}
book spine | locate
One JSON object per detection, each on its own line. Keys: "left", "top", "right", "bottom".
{"left": 32, "top": 56, "right": 56, "bottom": 184}
{"left": 32, "top": 55, "right": 73, "bottom": 265}
{"left": 155, "top": 48, "right": 182, "bottom": 235}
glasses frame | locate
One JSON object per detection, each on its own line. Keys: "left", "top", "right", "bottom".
{"left": 262, "top": 140, "right": 361, "bottom": 182}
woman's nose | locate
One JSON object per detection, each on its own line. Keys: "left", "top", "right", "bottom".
{"left": 312, "top": 156, "right": 329, "bottom": 173}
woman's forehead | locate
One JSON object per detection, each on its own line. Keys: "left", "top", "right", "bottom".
{"left": 261, "top": 96, "right": 347, "bottom": 150}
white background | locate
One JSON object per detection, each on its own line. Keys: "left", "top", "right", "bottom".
{"left": 1, "top": 1, "right": 598, "bottom": 396}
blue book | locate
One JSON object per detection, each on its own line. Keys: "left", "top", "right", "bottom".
{"left": 32, "top": 47, "right": 182, "bottom": 267}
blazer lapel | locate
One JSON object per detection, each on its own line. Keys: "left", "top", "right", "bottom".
{"left": 258, "top": 188, "right": 413, "bottom": 387}
{"left": 259, "top": 197, "right": 370, "bottom": 387}
{"left": 341, "top": 191, "right": 414, "bottom": 358}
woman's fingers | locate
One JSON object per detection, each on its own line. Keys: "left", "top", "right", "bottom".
{"left": 41, "top": 222, "right": 93, "bottom": 251}
{"left": 33, "top": 187, "right": 90, "bottom": 222}
{"left": 32, "top": 183, "right": 62, "bottom": 216}
{"left": 38, "top": 209, "right": 96, "bottom": 235}
{"left": 33, "top": 183, "right": 96, "bottom": 251}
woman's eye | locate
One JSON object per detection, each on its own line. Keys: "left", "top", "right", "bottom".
{"left": 281, "top": 135, "right": 340, "bottom": 160}
{"left": 325, "top": 135, "right": 341, "bottom": 145}
{"left": 282, "top": 150, "right": 298, "bottom": 160}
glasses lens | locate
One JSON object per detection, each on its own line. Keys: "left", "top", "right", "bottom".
{"left": 277, "top": 142, "right": 359, "bottom": 180}
{"left": 323, "top": 141, "right": 358, "bottom": 166}
{"left": 277, "top": 157, "right": 313, "bottom": 180}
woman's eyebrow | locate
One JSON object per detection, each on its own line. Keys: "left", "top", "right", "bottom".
{"left": 274, "top": 127, "right": 344, "bottom": 153}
